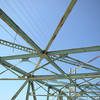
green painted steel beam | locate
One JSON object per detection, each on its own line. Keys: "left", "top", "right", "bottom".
{"left": 29, "top": 95, "right": 100, "bottom": 97}
{"left": 0, "top": 72, "right": 100, "bottom": 80}
{"left": 0, "top": 39, "right": 36, "bottom": 53}
{"left": 51, "top": 56, "right": 99, "bottom": 71}
{"left": 33, "top": 72, "right": 100, "bottom": 80}
{"left": 29, "top": 91, "right": 100, "bottom": 94}
{"left": 26, "top": 82, "right": 30, "bottom": 100}
{"left": 30, "top": 81, "right": 37, "bottom": 100}
{"left": 1, "top": 53, "right": 40, "bottom": 60}
{"left": 47, "top": 87, "right": 50, "bottom": 100}
{"left": 50, "top": 84, "right": 100, "bottom": 87}
{"left": 67, "top": 56, "right": 100, "bottom": 71}
{"left": 11, "top": 81, "right": 28, "bottom": 100}
{"left": 0, "top": 58, "right": 27, "bottom": 75}
{"left": 0, "top": 8, "right": 42, "bottom": 54}
{"left": 47, "top": 46, "right": 100, "bottom": 55}
{"left": 57, "top": 56, "right": 100, "bottom": 71}
{"left": 57, "top": 59, "right": 97, "bottom": 71}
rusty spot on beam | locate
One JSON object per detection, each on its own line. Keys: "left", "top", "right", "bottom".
{"left": 59, "top": 15, "right": 65, "bottom": 27}
{"left": 52, "top": 33, "right": 57, "bottom": 41}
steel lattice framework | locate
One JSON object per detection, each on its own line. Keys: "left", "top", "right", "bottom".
{"left": 0, "top": 0, "right": 100, "bottom": 100}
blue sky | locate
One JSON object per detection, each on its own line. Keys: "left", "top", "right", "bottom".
{"left": 0, "top": 0, "right": 100, "bottom": 100}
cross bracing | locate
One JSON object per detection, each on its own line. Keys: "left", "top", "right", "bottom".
{"left": 0, "top": 0, "right": 100, "bottom": 100}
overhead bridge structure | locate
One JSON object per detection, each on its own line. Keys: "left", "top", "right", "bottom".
{"left": 0, "top": 0, "right": 100, "bottom": 100}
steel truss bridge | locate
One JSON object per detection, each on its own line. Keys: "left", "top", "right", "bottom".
{"left": 0, "top": 0, "right": 100, "bottom": 100}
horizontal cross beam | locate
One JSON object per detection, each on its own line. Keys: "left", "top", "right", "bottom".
{"left": 0, "top": 72, "right": 99, "bottom": 80}
{"left": 47, "top": 46, "right": 100, "bottom": 55}
{"left": 50, "top": 84, "right": 100, "bottom": 87}
{"left": 1, "top": 53, "right": 40, "bottom": 60}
